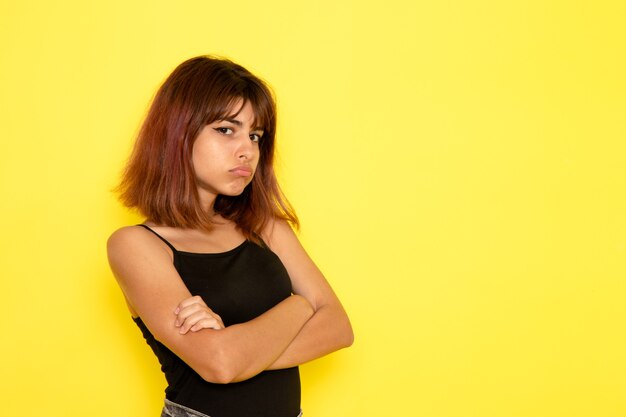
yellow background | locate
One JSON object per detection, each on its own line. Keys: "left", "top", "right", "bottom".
{"left": 1, "top": 1, "right": 625, "bottom": 416}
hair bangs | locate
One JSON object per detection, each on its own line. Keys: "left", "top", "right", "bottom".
{"left": 199, "top": 82, "right": 275, "bottom": 139}
{"left": 242, "top": 83, "right": 275, "bottom": 135}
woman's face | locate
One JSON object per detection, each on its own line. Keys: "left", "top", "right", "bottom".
{"left": 192, "top": 100, "right": 263, "bottom": 207}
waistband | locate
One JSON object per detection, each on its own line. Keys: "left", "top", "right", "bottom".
{"left": 160, "top": 399, "right": 303, "bottom": 417}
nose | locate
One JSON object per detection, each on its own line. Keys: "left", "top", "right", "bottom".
{"left": 236, "top": 135, "right": 255, "bottom": 160}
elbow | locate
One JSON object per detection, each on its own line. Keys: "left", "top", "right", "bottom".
{"left": 199, "top": 366, "right": 235, "bottom": 385}
{"left": 345, "top": 328, "right": 355, "bottom": 348}
{"left": 342, "top": 321, "right": 355, "bottom": 348}
{"left": 336, "top": 313, "right": 354, "bottom": 349}
{"left": 197, "top": 347, "right": 238, "bottom": 384}
{"left": 327, "top": 305, "right": 354, "bottom": 349}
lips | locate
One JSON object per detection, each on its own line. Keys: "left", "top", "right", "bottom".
{"left": 229, "top": 165, "right": 253, "bottom": 177}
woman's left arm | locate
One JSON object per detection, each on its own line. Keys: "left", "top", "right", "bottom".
{"left": 263, "top": 219, "right": 354, "bottom": 369}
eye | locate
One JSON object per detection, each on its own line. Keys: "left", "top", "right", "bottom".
{"left": 249, "top": 133, "right": 262, "bottom": 143}
{"left": 214, "top": 127, "right": 233, "bottom": 135}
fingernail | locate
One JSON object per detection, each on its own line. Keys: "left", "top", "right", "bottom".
{"left": 174, "top": 307, "right": 179, "bottom": 314}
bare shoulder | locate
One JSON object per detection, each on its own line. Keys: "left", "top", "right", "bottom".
{"left": 108, "top": 225, "right": 168, "bottom": 251}
{"left": 261, "top": 218, "right": 299, "bottom": 252}
{"left": 107, "top": 225, "right": 173, "bottom": 282}
{"left": 108, "top": 224, "right": 155, "bottom": 243}
{"left": 108, "top": 225, "right": 143, "bottom": 249}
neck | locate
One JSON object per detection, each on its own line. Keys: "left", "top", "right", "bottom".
{"left": 198, "top": 190, "right": 217, "bottom": 215}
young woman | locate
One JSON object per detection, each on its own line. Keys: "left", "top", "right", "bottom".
{"left": 107, "top": 56, "right": 353, "bottom": 417}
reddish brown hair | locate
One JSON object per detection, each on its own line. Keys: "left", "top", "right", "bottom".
{"left": 117, "top": 56, "right": 298, "bottom": 237}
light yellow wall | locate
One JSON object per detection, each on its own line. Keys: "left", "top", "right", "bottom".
{"left": 1, "top": 1, "right": 625, "bottom": 416}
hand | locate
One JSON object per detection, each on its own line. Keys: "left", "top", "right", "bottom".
{"left": 174, "top": 295, "right": 225, "bottom": 334}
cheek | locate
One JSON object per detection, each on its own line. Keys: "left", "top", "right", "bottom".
{"left": 192, "top": 140, "right": 219, "bottom": 165}
{"left": 252, "top": 158, "right": 261, "bottom": 176}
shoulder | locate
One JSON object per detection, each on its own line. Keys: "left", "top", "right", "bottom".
{"left": 260, "top": 218, "right": 299, "bottom": 252}
{"left": 108, "top": 225, "right": 152, "bottom": 253}
{"left": 108, "top": 225, "right": 143, "bottom": 243}
{"left": 107, "top": 225, "right": 173, "bottom": 274}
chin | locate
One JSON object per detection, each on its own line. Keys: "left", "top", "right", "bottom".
{"left": 218, "top": 178, "right": 253, "bottom": 197}
{"left": 222, "top": 185, "right": 250, "bottom": 197}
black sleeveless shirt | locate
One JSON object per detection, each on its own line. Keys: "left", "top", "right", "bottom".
{"left": 133, "top": 225, "right": 301, "bottom": 417}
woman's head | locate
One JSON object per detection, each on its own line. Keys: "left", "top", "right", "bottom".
{"left": 117, "top": 56, "right": 297, "bottom": 236}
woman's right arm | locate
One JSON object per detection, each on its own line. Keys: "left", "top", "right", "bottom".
{"left": 107, "top": 226, "right": 314, "bottom": 384}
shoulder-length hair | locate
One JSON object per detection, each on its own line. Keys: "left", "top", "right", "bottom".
{"left": 117, "top": 55, "right": 298, "bottom": 238}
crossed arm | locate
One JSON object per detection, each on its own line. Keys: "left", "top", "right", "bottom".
{"left": 107, "top": 220, "right": 353, "bottom": 384}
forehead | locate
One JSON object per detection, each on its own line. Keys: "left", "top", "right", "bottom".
{"left": 217, "top": 98, "right": 265, "bottom": 129}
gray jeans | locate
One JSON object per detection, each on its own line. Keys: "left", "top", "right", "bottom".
{"left": 161, "top": 398, "right": 303, "bottom": 417}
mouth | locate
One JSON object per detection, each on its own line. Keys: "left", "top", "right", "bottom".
{"left": 229, "top": 165, "right": 253, "bottom": 177}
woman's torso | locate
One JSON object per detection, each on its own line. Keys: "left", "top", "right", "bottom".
{"left": 133, "top": 224, "right": 301, "bottom": 417}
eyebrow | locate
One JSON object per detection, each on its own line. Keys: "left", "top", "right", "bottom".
{"left": 222, "top": 118, "right": 243, "bottom": 127}
{"left": 221, "top": 118, "right": 264, "bottom": 132}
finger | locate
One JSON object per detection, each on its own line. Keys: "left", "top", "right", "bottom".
{"left": 175, "top": 303, "right": 205, "bottom": 327}
{"left": 198, "top": 312, "right": 224, "bottom": 329}
{"left": 190, "top": 318, "right": 224, "bottom": 332}
{"left": 180, "top": 310, "right": 220, "bottom": 333}
{"left": 179, "top": 310, "right": 221, "bottom": 334}
{"left": 179, "top": 310, "right": 207, "bottom": 334}
{"left": 213, "top": 313, "right": 225, "bottom": 328}
{"left": 175, "top": 303, "right": 219, "bottom": 327}
{"left": 174, "top": 295, "right": 207, "bottom": 314}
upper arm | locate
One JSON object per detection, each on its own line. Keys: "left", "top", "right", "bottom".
{"left": 107, "top": 227, "right": 229, "bottom": 382}
{"left": 261, "top": 220, "right": 342, "bottom": 311}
